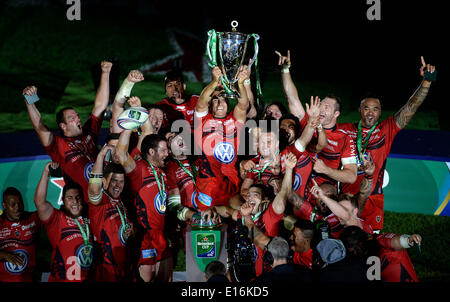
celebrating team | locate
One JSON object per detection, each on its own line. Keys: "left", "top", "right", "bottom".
{"left": 0, "top": 50, "right": 437, "bottom": 282}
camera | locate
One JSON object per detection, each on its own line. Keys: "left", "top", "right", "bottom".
{"left": 226, "top": 220, "right": 256, "bottom": 282}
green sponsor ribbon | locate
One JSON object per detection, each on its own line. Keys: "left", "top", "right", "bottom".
{"left": 356, "top": 120, "right": 378, "bottom": 159}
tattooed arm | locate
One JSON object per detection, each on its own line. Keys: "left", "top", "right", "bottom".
{"left": 394, "top": 56, "right": 436, "bottom": 129}
{"left": 287, "top": 192, "right": 305, "bottom": 213}
{"left": 357, "top": 153, "right": 375, "bottom": 216}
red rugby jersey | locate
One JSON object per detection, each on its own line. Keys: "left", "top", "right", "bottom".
{"left": 43, "top": 209, "right": 93, "bottom": 282}
{"left": 127, "top": 155, "right": 167, "bottom": 232}
{"left": 88, "top": 192, "right": 131, "bottom": 281}
{"left": 44, "top": 114, "right": 102, "bottom": 203}
{"left": 338, "top": 116, "right": 401, "bottom": 196}
{"left": 314, "top": 126, "right": 357, "bottom": 186}
{"left": 157, "top": 95, "right": 199, "bottom": 127}
{"left": 166, "top": 157, "right": 200, "bottom": 209}
{"left": 245, "top": 154, "right": 281, "bottom": 187}
{"left": 0, "top": 212, "right": 41, "bottom": 282}
{"left": 375, "top": 233, "right": 419, "bottom": 282}
{"left": 280, "top": 142, "right": 314, "bottom": 201}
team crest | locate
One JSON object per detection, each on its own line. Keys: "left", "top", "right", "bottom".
{"left": 213, "top": 142, "right": 235, "bottom": 164}
{"left": 4, "top": 250, "right": 28, "bottom": 274}
{"left": 293, "top": 173, "right": 302, "bottom": 192}
{"left": 155, "top": 192, "right": 167, "bottom": 215}
{"left": 75, "top": 244, "right": 93, "bottom": 269}
{"left": 84, "top": 161, "right": 95, "bottom": 182}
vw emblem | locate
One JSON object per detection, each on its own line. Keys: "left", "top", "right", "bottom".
{"left": 293, "top": 173, "right": 301, "bottom": 192}
{"left": 4, "top": 250, "right": 28, "bottom": 274}
{"left": 75, "top": 244, "right": 93, "bottom": 269}
{"left": 213, "top": 142, "right": 235, "bottom": 164}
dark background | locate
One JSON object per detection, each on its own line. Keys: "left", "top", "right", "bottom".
{"left": 76, "top": 0, "right": 448, "bottom": 127}
{"left": 0, "top": 0, "right": 447, "bottom": 129}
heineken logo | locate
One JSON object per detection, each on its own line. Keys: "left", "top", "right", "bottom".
{"left": 196, "top": 233, "right": 216, "bottom": 258}
{"left": 4, "top": 250, "right": 28, "bottom": 274}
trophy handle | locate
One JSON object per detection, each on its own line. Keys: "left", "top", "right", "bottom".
{"left": 246, "top": 34, "right": 260, "bottom": 71}
{"left": 206, "top": 30, "right": 218, "bottom": 68}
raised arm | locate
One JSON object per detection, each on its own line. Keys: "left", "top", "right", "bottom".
{"left": 243, "top": 59, "right": 257, "bottom": 119}
{"left": 297, "top": 96, "right": 327, "bottom": 152}
{"left": 88, "top": 144, "right": 114, "bottom": 205}
{"left": 23, "top": 86, "right": 54, "bottom": 148}
{"left": 196, "top": 67, "right": 222, "bottom": 114}
{"left": 111, "top": 70, "right": 145, "bottom": 133}
{"left": 275, "top": 50, "right": 305, "bottom": 120}
{"left": 233, "top": 66, "right": 250, "bottom": 123}
{"left": 126, "top": 96, "right": 154, "bottom": 152}
{"left": 116, "top": 129, "right": 136, "bottom": 174}
{"left": 272, "top": 152, "right": 296, "bottom": 215}
{"left": 91, "top": 61, "right": 113, "bottom": 118}
{"left": 394, "top": 56, "right": 436, "bottom": 129}
{"left": 34, "top": 162, "right": 56, "bottom": 221}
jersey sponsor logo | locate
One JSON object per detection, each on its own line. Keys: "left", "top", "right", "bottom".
{"left": 4, "top": 249, "right": 28, "bottom": 274}
{"left": 293, "top": 173, "right": 302, "bottom": 192}
{"left": 197, "top": 192, "right": 212, "bottom": 208}
{"left": 75, "top": 244, "right": 93, "bottom": 269}
{"left": 83, "top": 161, "right": 95, "bottom": 182}
{"left": 213, "top": 142, "right": 235, "bottom": 164}
{"left": 154, "top": 192, "right": 167, "bottom": 215}
{"left": 142, "top": 248, "right": 157, "bottom": 259}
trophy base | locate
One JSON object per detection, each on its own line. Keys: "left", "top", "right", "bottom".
{"left": 223, "top": 90, "right": 240, "bottom": 99}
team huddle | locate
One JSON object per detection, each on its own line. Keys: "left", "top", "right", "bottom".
{"left": 0, "top": 50, "right": 437, "bottom": 282}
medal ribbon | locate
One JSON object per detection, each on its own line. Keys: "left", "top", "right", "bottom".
{"left": 146, "top": 160, "right": 166, "bottom": 200}
{"left": 73, "top": 217, "right": 90, "bottom": 247}
{"left": 249, "top": 151, "right": 279, "bottom": 180}
{"left": 356, "top": 120, "right": 378, "bottom": 157}
{"left": 176, "top": 159, "right": 197, "bottom": 185}
{"left": 105, "top": 191, "right": 129, "bottom": 231}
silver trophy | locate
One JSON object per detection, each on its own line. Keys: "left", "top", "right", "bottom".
{"left": 206, "top": 21, "right": 259, "bottom": 99}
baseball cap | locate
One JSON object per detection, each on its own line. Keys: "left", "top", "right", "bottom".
{"left": 317, "top": 239, "right": 346, "bottom": 265}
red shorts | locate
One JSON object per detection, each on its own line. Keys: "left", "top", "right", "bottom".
{"left": 360, "top": 194, "right": 384, "bottom": 230}
{"left": 138, "top": 230, "right": 171, "bottom": 266}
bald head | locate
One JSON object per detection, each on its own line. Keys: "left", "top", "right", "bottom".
{"left": 359, "top": 98, "right": 381, "bottom": 128}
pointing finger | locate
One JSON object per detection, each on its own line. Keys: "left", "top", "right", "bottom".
{"left": 421, "top": 56, "right": 426, "bottom": 67}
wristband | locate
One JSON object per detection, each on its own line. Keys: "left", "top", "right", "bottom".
{"left": 89, "top": 173, "right": 103, "bottom": 179}
{"left": 177, "top": 207, "right": 189, "bottom": 221}
{"left": 424, "top": 70, "right": 437, "bottom": 82}
{"left": 89, "top": 177, "right": 103, "bottom": 185}
{"left": 281, "top": 66, "right": 290, "bottom": 74}
{"left": 243, "top": 79, "right": 251, "bottom": 85}
{"left": 364, "top": 174, "right": 374, "bottom": 179}
{"left": 88, "top": 188, "right": 103, "bottom": 203}
{"left": 399, "top": 234, "right": 413, "bottom": 249}
{"left": 317, "top": 124, "right": 323, "bottom": 131}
